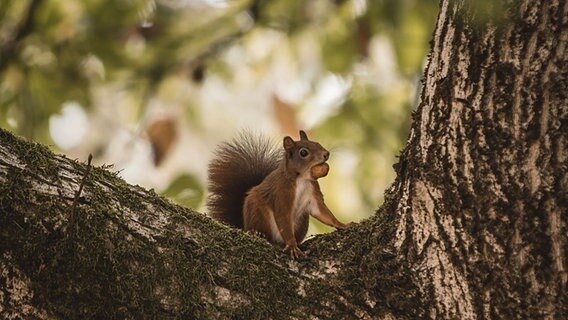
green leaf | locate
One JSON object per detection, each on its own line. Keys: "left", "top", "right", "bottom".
{"left": 161, "top": 174, "right": 204, "bottom": 209}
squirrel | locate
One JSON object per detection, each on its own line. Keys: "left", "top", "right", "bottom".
{"left": 207, "top": 130, "right": 350, "bottom": 259}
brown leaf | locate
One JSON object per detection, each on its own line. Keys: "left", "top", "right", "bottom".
{"left": 146, "top": 118, "right": 178, "bottom": 166}
{"left": 273, "top": 94, "right": 299, "bottom": 136}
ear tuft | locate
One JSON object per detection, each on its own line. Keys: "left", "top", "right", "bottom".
{"left": 299, "top": 130, "right": 308, "bottom": 141}
{"left": 283, "top": 136, "right": 295, "bottom": 150}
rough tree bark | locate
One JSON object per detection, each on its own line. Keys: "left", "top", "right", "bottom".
{"left": 392, "top": 0, "right": 567, "bottom": 318}
{"left": 1, "top": 0, "right": 566, "bottom": 319}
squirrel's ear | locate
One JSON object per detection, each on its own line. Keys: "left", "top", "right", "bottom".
{"left": 283, "top": 136, "right": 295, "bottom": 150}
{"left": 299, "top": 130, "right": 308, "bottom": 141}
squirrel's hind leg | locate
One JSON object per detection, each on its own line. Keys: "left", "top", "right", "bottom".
{"left": 294, "top": 213, "right": 310, "bottom": 244}
{"left": 243, "top": 200, "right": 284, "bottom": 244}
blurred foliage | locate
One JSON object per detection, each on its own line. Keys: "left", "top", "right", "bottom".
{"left": 162, "top": 173, "right": 204, "bottom": 209}
{"left": 0, "top": 0, "right": 438, "bottom": 233}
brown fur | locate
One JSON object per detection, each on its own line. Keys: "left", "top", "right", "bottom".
{"left": 207, "top": 133, "right": 280, "bottom": 228}
{"left": 208, "top": 130, "right": 349, "bottom": 259}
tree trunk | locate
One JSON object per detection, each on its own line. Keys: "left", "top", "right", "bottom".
{"left": 391, "top": 0, "right": 567, "bottom": 318}
{"left": 1, "top": 0, "right": 566, "bottom": 319}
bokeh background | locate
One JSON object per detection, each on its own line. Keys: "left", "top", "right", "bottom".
{"left": 0, "top": 0, "right": 438, "bottom": 235}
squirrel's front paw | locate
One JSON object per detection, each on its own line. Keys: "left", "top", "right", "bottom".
{"left": 283, "top": 243, "right": 305, "bottom": 260}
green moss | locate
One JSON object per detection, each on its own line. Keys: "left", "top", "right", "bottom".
{"left": 1, "top": 127, "right": 420, "bottom": 318}
{"left": 0, "top": 128, "right": 306, "bottom": 318}
{"left": 0, "top": 129, "right": 61, "bottom": 181}
{"left": 297, "top": 184, "right": 423, "bottom": 318}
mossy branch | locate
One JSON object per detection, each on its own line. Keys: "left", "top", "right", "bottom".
{"left": 0, "top": 128, "right": 404, "bottom": 319}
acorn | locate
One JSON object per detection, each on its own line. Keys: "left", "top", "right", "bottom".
{"left": 311, "top": 163, "right": 329, "bottom": 179}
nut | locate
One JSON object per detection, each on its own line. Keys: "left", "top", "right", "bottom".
{"left": 311, "top": 163, "right": 329, "bottom": 179}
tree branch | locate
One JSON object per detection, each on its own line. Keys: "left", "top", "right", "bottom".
{"left": 0, "top": 0, "right": 43, "bottom": 72}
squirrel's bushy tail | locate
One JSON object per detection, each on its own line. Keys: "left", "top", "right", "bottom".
{"left": 207, "top": 133, "right": 280, "bottom": 228}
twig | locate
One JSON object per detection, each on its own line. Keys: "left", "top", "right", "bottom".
{"left": 68, "top": 154, "right": 93, "bottom": 233}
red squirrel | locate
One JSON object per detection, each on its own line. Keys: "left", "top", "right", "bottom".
{"left": 207, "top": 130, "right": 349, "bottom": 259}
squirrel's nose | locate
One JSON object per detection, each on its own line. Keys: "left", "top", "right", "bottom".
{"left": 323, "top": 151, "right": 329, "bottom": 161}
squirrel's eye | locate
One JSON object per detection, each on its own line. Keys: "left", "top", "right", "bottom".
{"left": 299, "top": 148, "right": 310, "bottom": 158}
